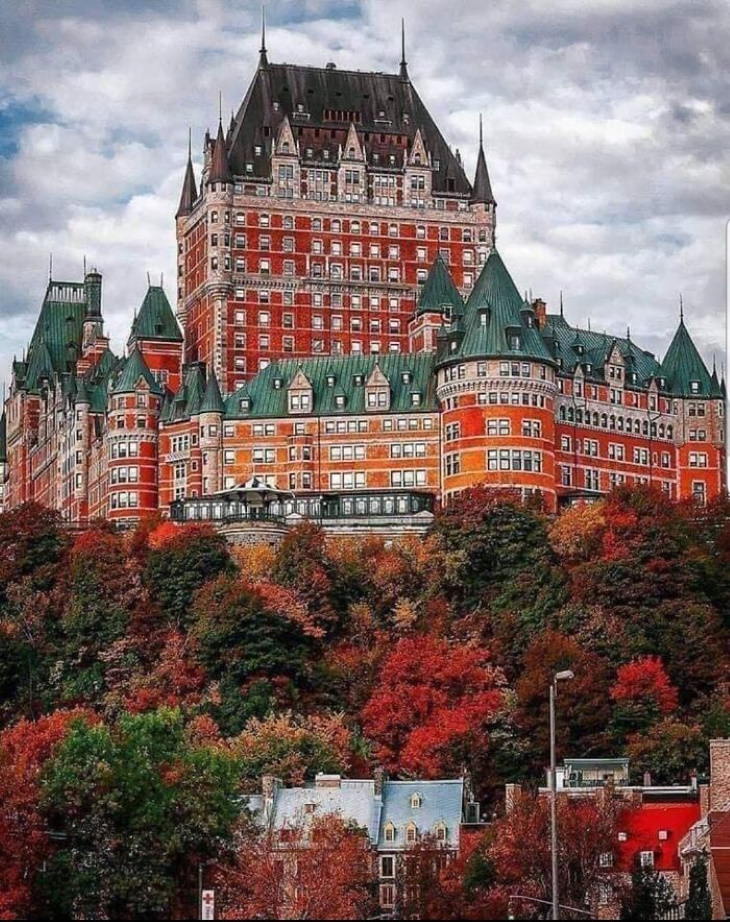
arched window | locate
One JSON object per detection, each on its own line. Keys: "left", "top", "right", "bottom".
{"left": 410, "top": 793, "right": 422, "bottom": 809}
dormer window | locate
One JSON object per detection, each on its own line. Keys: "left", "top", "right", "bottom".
{"left": 435, "top": 823, "right": 447, "bottom": 842}
{"left": 384, "top": 823, "right": 396, "bottom": 843}
{"left": 353, "top": 374, "right": 363, "bottom": 386}
{"left": 327, "top": 374, "right": 336, "bottom": 387}
{"left": 575, "top": 344, "right": 584, "bottom": 356}
{"left": 239, "top": 397, "right": 251, "bottom": 411}
{"left": 410, "top": 793, "right": 422, "bottom": 809}
{"left": 585, "top": 363, "right": 593, "bottom": 374}
{"left": 690, "top": 380, "right": 700, "bottom": 394}
{"left": 402, "top": 371, "right": 412, "bottom": 384}
{"left": 479, "top": 311, "right": 488, "bottom": 327}
{"left": 335, "top": 394, "right": 345, "bottom": 409}
{"left": 406, "top": 822, "right": 418, "bottom": 844}
{"left": 289, "top": 392, "right": 311, "bottom": 413}
{"left": 411, "top": 392, "right": 421, "bottom": 406}
{"left": 508, "top": 333, "right": 521, "bottom": 350}
{"left": 273, "top": 377, "right": 283, "bottom": 390}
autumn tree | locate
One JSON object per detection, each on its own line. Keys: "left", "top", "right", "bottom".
{"left": 217, "top": 814, "right": 375, "bottom": 920}
{"left": 0, "top": 709, "right": 90, "bottom": 920}
{"left": 38, "top": 708, "right": 241, "bottom": 920}
{"left": 361, "top": 634, "right": 504, "bottom": 778}
{"left": 625, "top": 719, "right": 707, "bottom": 784}
{"left": 610, "top": 655, "right": 678, "bottom": 734}
{"left": 230, "top": 710, "right": 353, "bottom": 788}
{"left": 488, "top": 789, "right": 619, "bottom": 914}
{"left": 143, "top": 524, "right": 232, "bottom": 625}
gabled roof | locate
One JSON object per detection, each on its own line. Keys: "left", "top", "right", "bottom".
{"left": 167, "top": 363, "right": 207, "bottom": 421}
{"left": 225, "top": 61, "right": 471, "bottom": 196}
{"left": 543, "top": 313, "right": 663, "bottom": 384}
{"left": 417, "top": 254, "right": 464, "bottom": 317}
{"left": 200, "top": 368, "right": 225, "bottom": 413}
{"left": 225, "top": 353, "right": 436, "bottom": 419}
{"left": 129, "top": 286, "right": 182, "bottom": 343}
{"left": 453, "top": 251, "right": 554, "bottom": 363}
{"left": 660, "top": 318, "right": 718, "bottom": 397}
{"left": 111, "top": 348, "right": 162, "bottom": 395}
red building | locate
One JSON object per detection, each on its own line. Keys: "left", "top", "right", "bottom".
{"left": 1, "top": 37, "right": 725, "bottom": 527}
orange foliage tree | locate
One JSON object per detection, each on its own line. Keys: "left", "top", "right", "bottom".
{"left": 216, "top": 814, "right": 375, "bottom": 920}
{"left": 361, "top": 635, "right": 504, "bottom": 777}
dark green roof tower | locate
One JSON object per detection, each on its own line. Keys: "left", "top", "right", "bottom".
{"left": 416, "top": 254, "right": 464, "bottom": 318}
{"left": 112, "top": 348, "right": 163, "bottom": 395}
{"left": 660, "top": 314, "right": 716, "bottom": 397}
{"left": 449, "top": 250, "right": 554, "bottom": 363}
{"left": 129, "top": 286, "right": 183, "bottom": 345}
{"left": 200, "top": 369, "right": 225, "bottom": 414}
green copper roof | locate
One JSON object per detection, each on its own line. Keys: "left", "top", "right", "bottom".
{"left": 224, "top": 353, "right": 437, "bottom": 419}
{"left": 21, "top": 281, "right": 88, "bottom": 391}
{"left": 112, "top": 348, "right": 163, "bottom": 395}
{"left": 454, "top": 251, "right": 554, "bottom": 363}
{"left": 200, "top": 369, "right": 225, "bottom": 414}
{"left": 660, "top": 318, "right": 718, "bottom": 397}
{"left": 544, "top": 314, "right": 662, "bottom": 384}
{"left": 129, "top": 286, "right": 182, "bottom": 343}
{"left": 417, "top": 255, "right": 464, "bottom": 317}
{"left": 167, "top": 363, "right": 206, "bottom": 421}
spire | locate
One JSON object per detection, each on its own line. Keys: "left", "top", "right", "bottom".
{"left": 399, "top": 18, "right": 409, "bottom": 81}
{"left": 559, "top": 290, "right": 564, "bottom": 317}
{"left": 679, "top": 293, "right": 684, "bottom": 322}
{"left": 259, "top": 6, "right": 268, "bottom": 68}
{"left": 471, "top": 114, "right": 495, "bottom": 205}
{"left": 200, "top": 368, "right": 225, "bottom": 414}
{"left": 208, "top": 118, "right": 232, "bottom": 185}
{"left": 176, "top": 127, "right": 198, "bottom": 217}
{"left": 661, "top": 315, "right": 714, "bottom": 397}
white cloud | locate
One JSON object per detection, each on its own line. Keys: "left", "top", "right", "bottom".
{"left": 0, "top": 0, "right": 726, "bottom": 389}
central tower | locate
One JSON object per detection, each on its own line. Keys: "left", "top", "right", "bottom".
{"left": 174, "top": 27, "right": 496, "bottom": 394}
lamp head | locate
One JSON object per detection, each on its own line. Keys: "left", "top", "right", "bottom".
{"left": 555, "top": 670, "right": 575, "bottom": 682}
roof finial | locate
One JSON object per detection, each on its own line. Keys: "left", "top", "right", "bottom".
{"left": 679, "top": 292, "right": 684, "bottom": 322}
{"left": 160, "top": 271, "right": 164, "bottom": 288}
{"left": 218, "top": 90, "right": 222, "bottom": 124}
{"left": 49, "top": 252, "right": 53, "bottom": 281}
{"left": 626, "top": 325, "right": 631, "bottom": 342}
{"left": 146, "top": 271, "right": 151, "bottom": 287}
{"left": 259, "top": 6, "right": 268, "bottom": 68}
{"left": 83, "top": 254, "right": 87, "bottom": 277}
{"left": 559, "top": 290, "right": 564, "bottom": 316}
{"left": 399, "top": 18, "right": 409, "bottom": 81}
{"left": 479, "top": 112, "right": 484, "bottom": 149}
{"left": 188, "top": 125, "right": 192, "bottom": 161}
{"left": 587, "top": 317, "right": 591, "bottom": 332}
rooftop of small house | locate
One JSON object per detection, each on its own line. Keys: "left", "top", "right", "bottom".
{"left": 541, "top": 757, "right": 699, "bottom": 797}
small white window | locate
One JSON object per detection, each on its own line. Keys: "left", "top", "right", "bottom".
{"left": 410, "top": 793, "right": 422, "bottom": 809}
{"left": 639, "top": 851, "right": 654, "bottom": 868}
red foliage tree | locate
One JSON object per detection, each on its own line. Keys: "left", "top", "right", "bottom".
{"left": 361, "top": 635, "right": 504, "bottom": 777}
{"left": 611, "top": 656, "right": 678, "bottom": 715}
{"left": 0, "top": 709, "right": 92, "bottom": 920}
{"left": 217, "top": 814, "right": 375, "bottom": 920}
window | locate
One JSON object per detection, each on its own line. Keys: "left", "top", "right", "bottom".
{"left": 639, "top": 851, "right": 655, "bottom": 869}
{"left": 384, "top": 823, "right": 396, "bottom": 844}
{"left": 406, "top": 823, "right": 418, "bottom": 844}
{"left": 380, "top": 856, "right": 395, "bottom": 879}
{"left": 487, "top": 419, "right": 510, "bottom": 436}
{"left": 599, "top": 852, "right": 614, "bottom": 868}
{"left": 445, "top": 453, "right": 460, "bottom": 476}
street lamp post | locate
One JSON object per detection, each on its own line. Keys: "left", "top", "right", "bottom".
{"left": 550, "top": 669, "right": 575, "bottom": 921}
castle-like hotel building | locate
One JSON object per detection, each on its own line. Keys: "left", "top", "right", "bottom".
{"left": 1, "top": 36, "right": 725, "bottom": 531}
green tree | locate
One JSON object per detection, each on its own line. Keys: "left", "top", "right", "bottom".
{"left": 143, "top": 525, "right": 232, "bottom": 625}
{"left": 39, "top": 709, "right": 241, "bottom": 919}
{"left": 685, "top": 855, "right": 712, "bottom": 920}
{"left": 626, "top": 719, "right": 707, "bottom": 785}
{"left": 620, "top": 862, "right": 677, "bottom": 920}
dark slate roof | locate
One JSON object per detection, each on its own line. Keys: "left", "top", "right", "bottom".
{"left": 543, "top": 313, "right": 662, "bottom": 384}
{"left": 0, "top": 412, "right": 6, "bottom": 463}
{"left": 22, "top": 281, "right": 88, "bottom": 390}
{"left": 417, "top": 254, "right": 464, "bottom": 317}
{"left": 112, "top": 348, "right": 163, "bottom": 395}
{"left": 208, "top": 120, "right": 232, "bottom": 184}
{"left": 452, "top": 251, "right": 554, "bottom": 363}
{"left": 660, "top": 318, "right": 719, "bottom": 397}
{"left": 129, "top": 286, "right": 183, "bottom": 343}
{"left": 471, "top": 131, "right": 495, "bottom": 205}
{"left": 224, "top": 353, "right": 437, "bottom": 419}
{"left": 226, "top": 61, "right": 471, "bottom": 196}
{"left": 200, "top": 368, "right": 225, "bottom": 413}
{"left": 176, "top": 153, "right": 198, "bottom": 217}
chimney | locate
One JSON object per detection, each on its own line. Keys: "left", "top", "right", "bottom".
{"left": 709, "top": 739, "right": 730, "bottom": 811}
{"left": 262, "top": 775, "right": 281, "bottom": 800}
{"left": 505, "top": 783, "right": 522, "bottom": 814}
{"left": 315, "top": 773, "right": 341, "bottom": 789}
{"left": 533, "top": 298, "right": 547, "bottom": 328}
{"left": 374, "top": 767, "right": 384, "bottom": 796}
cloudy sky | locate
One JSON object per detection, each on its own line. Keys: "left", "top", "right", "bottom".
{"left": 0, "top": 0, "right": 728, "bottom": 389}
